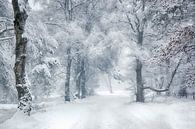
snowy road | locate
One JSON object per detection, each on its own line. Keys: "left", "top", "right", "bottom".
{"left": 1, "top": 94, "right": 195, "bottom": 129}
{"left": 71, "top": 95, "right": 195, "bottom": 129}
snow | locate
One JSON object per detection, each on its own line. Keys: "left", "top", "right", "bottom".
{"left": 32, "top": 64, "right": 51, "bottom": 77}
{"left": 0, "top": 94, "right": 195, "bottom": 129}
{"left": 0, "top": 104, "right": 17, "bottom": 124}
{"left": 0, "top": 104, "right": 17, "bottom": 110}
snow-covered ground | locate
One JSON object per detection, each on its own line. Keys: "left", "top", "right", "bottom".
{"left": 0, "top": 104, "right": 17, "bottom": 124}
{"left": 0, "top": 93, "right": 195, "bottom": 129}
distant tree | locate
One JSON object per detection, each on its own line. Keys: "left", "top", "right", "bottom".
{"left": 117, "top": 0, "right": 194, "bottom": 101}
{"left": 25, "top": 15, "right": 59, "bottom": 100}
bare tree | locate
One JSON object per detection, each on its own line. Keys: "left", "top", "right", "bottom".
{"left": 118, "top": 0, "right": 146, "bottom": 102}
{"left": 57, "top": 0, "right": 73, "bottom": 101}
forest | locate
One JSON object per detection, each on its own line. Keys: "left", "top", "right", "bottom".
{"left": 0, "top": 0, "right": 195, "bottom": 129}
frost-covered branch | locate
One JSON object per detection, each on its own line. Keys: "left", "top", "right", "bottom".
{"left": 0, "top": 36, "right": 14, "bottom": 41}
{"left": 118, "top": 0, "right": 136, "bottom": 33}
{"left": 0, "top": 26, "right": 14, "bottom": 35}
{"left": 161, "top": 26, "right": 195, "bottom": 61}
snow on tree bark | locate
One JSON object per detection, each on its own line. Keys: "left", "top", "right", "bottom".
{"left": 12, "top": 0, "right": 32, "bottom": 115}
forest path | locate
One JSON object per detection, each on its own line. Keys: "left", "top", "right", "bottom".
{"left": 1, "top": 94, "right": 195, "bottom": 129}
{"left": 70, "top": 95, "right": 195, "bottom": 129}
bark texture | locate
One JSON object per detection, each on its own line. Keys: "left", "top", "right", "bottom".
{"left": 65, "top": 47, "right": 72, "bottom": 101}
{"left": 136, "top": 59, "right": 144, "bottom": 102}
{"left": 12, "top": 0, "right": 32, "bottom": 115}
{"left": 63, "top": 0, "right": 73, "bottom": 101}
{"left": 76, "top": 52, "right": 81, "bottom": 98}
{"left": 76, "top": 57, "right": 86, "bottom": 99}
{"left": 80, "top": 58, "right": 86, "bottom": 98}
{"left": 136, "top": 29, "right": 144, "bottom": 102}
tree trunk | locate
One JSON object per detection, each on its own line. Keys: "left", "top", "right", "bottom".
{"left": 136, "top": 59, "right": 144, "bottom": 102}
{"left": 156, "top": 77, "right": 164, "bottom": 95}
{"left": 80, "top": 58, "right": 86, "bottom": 98}
{"left": 65, "top": 47, "right": 72, "bottom": 101}
{"left": 12, "top": 0, "right": 32, "bottom": 115}
{"left": 165, "top": 59, "right": 170, "bottom": 95}
{"left": 76, "top": 53, "right": 81, "bottom": 99}
{"left": 136, "top": 28, "right": 144, "bottom": 102}
{"left": 64, "top": 0, "right": 73, "bottom": 21}
{"left": 107, "top": 73, "right": 113, "bottom": 93}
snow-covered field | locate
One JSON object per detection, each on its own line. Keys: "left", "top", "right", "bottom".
{"left": 0, "top": 93, "right": 195, "bottom": 129}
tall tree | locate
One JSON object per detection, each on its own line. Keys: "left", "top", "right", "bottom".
{"left": 57, "top": 0, "right": 74, "bottom": 101}
{"left": 118, "top": 0, "right": 146, "bottom": 102}
{"left": 65, "top": 47, "right": 72, "bottom": 101}
{"left": 12, "top": 0, "right": 32, "bottom": 115}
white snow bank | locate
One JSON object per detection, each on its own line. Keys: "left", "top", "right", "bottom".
{"left": 0, "top": 111, "right": 39, "bottom": 129}
{"left": 0, "top": 99, "right": 90, "bottom": 129}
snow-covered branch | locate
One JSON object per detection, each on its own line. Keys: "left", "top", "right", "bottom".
{"left": 0, "top": 36, "right": 14, "bottom": 41}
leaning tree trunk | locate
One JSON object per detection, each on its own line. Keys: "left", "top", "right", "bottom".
{"left": 12, "top": 0, "right": 32, "bottom": 115}
{"left": 136, "top": 59, "right": 144, "bottom": 102}
{"left": 165, "top": 59, "right": 170, "bottom": 95}
{"left": 65, "top": 47, "right": 72, "bottom": 101}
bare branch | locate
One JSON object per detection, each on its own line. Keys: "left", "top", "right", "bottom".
{"left": 143, "top": 58, "right": 182, "bottom": 92}
{"left": 72, "top": 1, "right": 87, "bottom": 9}
{"left": 0, "top": 26, "right": 14, "bottom": 35}
{"left": 143, "top": 87, "right": 169, "bottom": 92}
{"left": 0, "top": 17, "right": 13, "bottom": 22}
{"left": 0, "top": 36, "right": 14, "bottom": 41}
{"left": 134, "top": 14, "right": 140, "bottom": 32}
{"left": 118, "top": 0, "right": 136, "bottom": 33}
